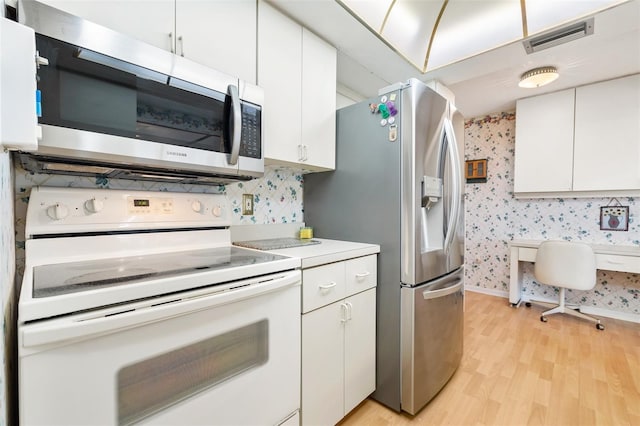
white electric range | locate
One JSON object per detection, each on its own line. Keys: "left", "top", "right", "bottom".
{"left": 18, "top": 186, "right": 301, "bottom": 426}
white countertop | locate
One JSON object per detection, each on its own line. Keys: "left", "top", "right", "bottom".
{"left": 267, "top": 238, "right": 380, "bottom": 269}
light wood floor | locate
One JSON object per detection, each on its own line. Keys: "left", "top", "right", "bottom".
{"left": 339, "top": 291, "right": 640, "bottom": 426}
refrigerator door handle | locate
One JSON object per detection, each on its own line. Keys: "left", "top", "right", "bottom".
{"left": 422, "top": 279, "right": 463, "bottom": 300}
{"left": 442, "top": 118, "right": 462, "bottom": 255}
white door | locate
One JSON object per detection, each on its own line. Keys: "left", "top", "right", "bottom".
{"left": 176, "top": 0, "right": 257, "bottom": 83}
{"left": 258, "top": 0, "right": 303, "bottom": 166}
{"left": 36, "top": 0, "right": 175, "bottom": 51}
{"left": 301, "top": 301, "right": 344, "bottom": 426}
{"left": 344, "top": 288, "right": 377, "bottom": 414}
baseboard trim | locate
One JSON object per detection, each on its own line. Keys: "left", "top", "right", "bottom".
{"left": 464, "top": 286, "right": 509, "bottom": 299}
{"left": 465, "top": 286, "right": 640, "bottom": 323}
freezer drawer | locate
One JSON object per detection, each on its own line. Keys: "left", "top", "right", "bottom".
{"left": 400, "top": 268, "right": 463, "bottom": 415}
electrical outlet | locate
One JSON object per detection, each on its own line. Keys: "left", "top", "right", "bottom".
{"left": 242, "top": 194, "right": 254, "bottom": 215}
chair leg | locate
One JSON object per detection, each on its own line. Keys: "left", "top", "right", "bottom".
{"left": 534, "top": 288, "right": 604, "bottom": 330}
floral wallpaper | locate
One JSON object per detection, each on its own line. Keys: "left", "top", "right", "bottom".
{"left": 464, "top": 113, "right": 639, "bottom": 315}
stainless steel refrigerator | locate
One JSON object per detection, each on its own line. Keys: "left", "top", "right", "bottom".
{"left": 304, "top": 78, "right": 464, "bottom": 415}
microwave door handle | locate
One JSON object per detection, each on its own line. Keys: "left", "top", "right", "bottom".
{"left": 227, "top": 84, "right": 242, "bottom": 166}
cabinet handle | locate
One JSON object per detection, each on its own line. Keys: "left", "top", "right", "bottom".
{"left": 169, "top": 32, "right": 174, "bottom": 53}
{"left": 178, "top": 35, "right": 184, "bottom": 57}
{"left": 605, "top": 259, "right": 624, "bottom": 264}
{"left": 318, "top": 282, "right": 337, "bottom": 291}
{"left": 303, "top": 145, "right": 308, "bottom": 161}
{"left": 355, "top": 271, "right": 370, "bottom": 280}
{"left": 340, "top": 303, "right": 348, "bottom": 322}
{"left": 298, "top": 144, "right": 303, "bottom": 161}
{"left": 346, "top": 301, "right": 353, "bottom": 321}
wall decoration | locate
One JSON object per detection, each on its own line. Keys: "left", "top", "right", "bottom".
{"left": 600, "top": 202, "right": 629, "bottom": 231}
{"left": 465, "top": 159, "right": 487, "bottom": 183}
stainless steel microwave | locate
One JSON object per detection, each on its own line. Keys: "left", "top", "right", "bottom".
{"left": 13, "top": 0, "right": 263, "bottom": 184}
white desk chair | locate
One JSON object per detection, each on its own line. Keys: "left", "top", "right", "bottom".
{"left": 527, "top": 240, "right": 604, "bottom": 330}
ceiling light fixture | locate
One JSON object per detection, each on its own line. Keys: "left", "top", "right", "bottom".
{"left": 518, "top": 66, "right": 559, "bottom": 88}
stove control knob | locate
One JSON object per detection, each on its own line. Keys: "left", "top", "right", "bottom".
{"left": 191, "top": 200, "right": 203, "bottom": 213}
{"left": 84, "top": 198, "right": 104, "bottom": 214}
{"left": 212, "top": 205, "right": 223, "bottom": 217}
{"left": 46, "top": 203, "right": 69, "bottom": 220}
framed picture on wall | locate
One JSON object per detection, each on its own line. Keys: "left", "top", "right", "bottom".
{"left": 600, "top": 205, "right": 629, "bottom": 231}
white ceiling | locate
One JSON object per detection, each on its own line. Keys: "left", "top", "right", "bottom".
{"left": 269, "top": 0, "right": 640, "bottom": 119}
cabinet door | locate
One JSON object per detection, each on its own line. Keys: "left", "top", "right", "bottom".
{"left": 37, "top": 0, "right": 175, "bottom": 51}
{"left": 301, "top": 28, "right": 337, "bottom": 171}
{"left": 176, "top": 0, "right": 257, "bottom": 83}
{"left": 301, "top": 301, "right": 345, "bottom": 426}
{"left": 258, "top": 0, "right": 302, "bottom": 166}
{"left": 344, "top": 288, "right": 377, "bottom": 415}
{"left": 514, "top": 89, "right": 575, "bottom": 193}
{"left": 573, "top": 74, "right": 640, "bottom": 191}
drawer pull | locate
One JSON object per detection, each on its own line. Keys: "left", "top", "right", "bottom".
{"left": 355, "top": 271, "right": 371, "bottom": 280}
{"left": 605, "top": 259, "right": 624, "bottom": 264}
{"left": 318, "top": 282, "right": 337, "bottom": 290}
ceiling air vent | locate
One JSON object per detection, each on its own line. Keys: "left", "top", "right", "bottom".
{"left": 523, "top": 17, "right": 594, "bottom": 54}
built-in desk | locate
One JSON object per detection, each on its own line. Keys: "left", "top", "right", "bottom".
{"left": 509, "top": 239, "right": 640, "bottom": 306}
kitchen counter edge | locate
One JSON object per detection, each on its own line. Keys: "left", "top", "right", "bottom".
{"left": 267, "top": 239, "right": 380, "bottom": 269}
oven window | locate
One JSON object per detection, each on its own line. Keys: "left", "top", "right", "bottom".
{"left": 35, "top": 34, "right": 260, "bottom": 158}
{"left": 117, "top": 319, "right": 268, "bottom": 425}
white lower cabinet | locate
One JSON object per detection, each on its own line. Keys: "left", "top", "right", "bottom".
{"left": 301, "top": 255, "right": 377, "bottom": 426}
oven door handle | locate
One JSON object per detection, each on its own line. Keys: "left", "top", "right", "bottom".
{"left": 22, "top": 271, "right": 300, "bottom": 348}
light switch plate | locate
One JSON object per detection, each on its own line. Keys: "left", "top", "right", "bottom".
{"left": 242, "top": 194, "right": 254, "bottom": 215}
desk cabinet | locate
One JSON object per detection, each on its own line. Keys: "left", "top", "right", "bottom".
{"left": 514, "top": 89, "right": 575, "bottom": 193}
{"left": 37, "top": 0, "right": 257, "bottom": 83}
{"left": 573, "top": 74, "right": 640, "bottom": 191}
{"left": 514, "top": 74, "right": 640, "bottom": 197}
{"left": 301, "top": 255, "right": 376, "bottom": 426}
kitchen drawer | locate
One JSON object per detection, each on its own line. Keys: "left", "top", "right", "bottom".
{"left": 302, "top": 262, "right": 346, "bottom": 313}
{"left": 345, "top": 255, "right": 377, "bottom": 297}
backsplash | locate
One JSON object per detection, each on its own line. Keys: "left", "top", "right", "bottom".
{"left": 464, "top": 113, "right": 639, "bottom": 315}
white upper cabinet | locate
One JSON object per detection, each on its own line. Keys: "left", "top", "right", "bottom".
{"left": 514, "top": 73, "right": 640, "bottom": 197}
{"left": 301, "top": 28, "right": 337, "bottom": 171}
{"left": 257, "top": 0, "right": 302, "bottom": 166}
{"left": 258, "top": 0, "right": 337, "bottom": 171}
{"left": 35, "top": 1, "right": 175, "bottom": 51}
{"left": 35, "top": 0, "right": 257, "bottom": 83}
{"left": 175, "top": 0, "right": 257, "bottom": 83}
{"left": 514, "top": 88, "right": 575, "bottom": 193}
{"left": 573, "top": 74, "right": 640, "bottom": 191}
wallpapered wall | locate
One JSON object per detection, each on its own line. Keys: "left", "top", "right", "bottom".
{"left": 464, "top": 113, "right": 639, "bottom": 317}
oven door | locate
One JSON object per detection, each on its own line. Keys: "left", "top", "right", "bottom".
{"left": 19, "top": 270, "right": 300, "bottom": 426}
